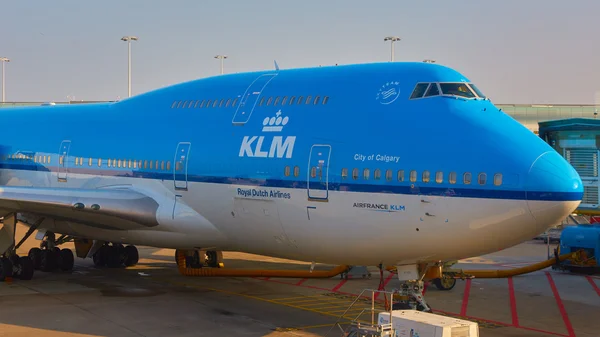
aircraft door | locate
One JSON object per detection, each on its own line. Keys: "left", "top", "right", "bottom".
{"left": 307, "top": 145, "right": 331, "bottom": 201}
{"left": 232, "top": 73, "right": 277, "bottom": 125}
{"left": 174, "top": 142, "right": 191, "bottom": 190}
{"left": 57, "top": 140, "right": 71, "bottom": 182}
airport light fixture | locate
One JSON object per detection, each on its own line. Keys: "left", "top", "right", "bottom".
{"left": 0, "top": 57, "right": 9, "bottom": 103}
{"left": 121, "top": 36, "right": 138, "bottom": 97}
{"left": 214, "top": 55, "right": 227, "bottom": 75}
{"left": 384, "top": 36, "right": 401, "bottom": 62}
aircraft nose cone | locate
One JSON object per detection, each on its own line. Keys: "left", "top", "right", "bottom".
{"left": 526, "top": 151, "right": 583, "bottom": 233}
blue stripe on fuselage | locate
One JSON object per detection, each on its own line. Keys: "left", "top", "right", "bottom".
{"left": 0, "top": 163, "right": 582, "bottom": 202}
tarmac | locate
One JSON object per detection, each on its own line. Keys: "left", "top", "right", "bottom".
{"left": 0, "top": 224, "right": 598, "bottom": 337}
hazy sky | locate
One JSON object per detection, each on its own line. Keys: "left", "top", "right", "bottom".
{"left": 1, "top": 1, "right": 598, "bottom": 104}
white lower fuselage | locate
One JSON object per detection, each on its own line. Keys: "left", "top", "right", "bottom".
{"left": 5, "top": 168, "right": 575, "bottom": 266}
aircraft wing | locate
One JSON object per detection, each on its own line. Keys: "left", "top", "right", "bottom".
{"left": 0, "top": 186, "right": 160, "bottom": 230}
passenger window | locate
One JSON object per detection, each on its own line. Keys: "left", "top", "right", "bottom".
{"left": 107, "top": 160, "right": 111, "bottom": 167}
{"left": 171, "top": 101, "right": 178, "bottom": 108}
{"left": 206, "top": 100, "right": 212, "bottom": 107}
{"left": 274, "top": 97, "right": 281, "bottom": 106}
{"left": 259, "top": 97, "right": 265, "bottom": 106}
{"left": 311, "top": 167, "right": 316, "bottom": 178}
{"left": 435, "top": 171, "right": 443, "bottom": 184}
{"left": 128, "top": 160, "right": 132, "bottom": 168}
{"left": 314, "top": 96, "right": 320, "bottom": 105}
{"left": 118, "top": 160, "right": 122, "bottom": 168}
{"left": 112, "top": 159, "right": 116, "bottom": 167}
{"left": 98, "top": 158, "right": 102, "bottom": 167}
{"left": 150, "top": 160, "right": 154, "bottom": 169}
{"left": 47, "top": 155, "right": 50, "bottom": 163}
{"left": 422, "top": 170, "right": 430, "bottom": 183}
{"left": 212, "top": 100, "right": 218, "bottom": 108}
{"left": 177, "top": 101, "right": 184, "bottom": 108}
{"left": 305, "top": 96, "right": 312, "bottom": 104}
{"left": 161, "top": 161, "right": 165, "bottom": 170}
{"left": 199, "top": 100, "right": 205, "bottom": 108}
{"left": 166, "top": 161, "right": 171, "bottom": 171}
{"left": 175, "top": 161, "right": 181, "bottom": 171}
{"left": 449, "top": 172, "right": 457, "bottom": 184}
{"left": 424, "top": 83, "right": 440, "bottom": 97}
{"left": 226, "top": 98, "right": 231, "bottom": 107}
{"left": 294, "top": 166, "right": 300, "bottom": 177}
{"left": 284, "top": 166, "right": 290, "bottom": 177}
{"left": 374, "top": 169, "right": 381, "bottom": 180}
{"left": 494, "top": 173, "right": 502, "bottom": 186}
{"left": 232, "top": 98, "right": 238, "bottom": 107}
{"left": 267, "top": 97, "right": 273, "bottom": 105}
{"left": 289, "top": 96, "right": 296, "bottom": 105}
{"left": 194, "top": 100, "right": 201, "bottom": 108}
{"left": 219, "top": 99, "right": 225, "bottom": 107}
{"left": 478, "top": 173, "right": 486, "bottom": 185}
{"left": 281, "top": 96, "right": 288, "bottom": 105}
{"left": 410, "top": 170, "right": 417, "bottom": 182}
{"left": 410, "top": 83, "right": 429, "bottom": 99}
{"left": 363, "top": 168, "right": 370, "bottom": 180}
{"left": 386, "top": 169, "right": 392, "bottom": 181}
{"left": 397, "top": 170, "right": 404, "bottom": 182}
{"left": 297, "top": 96, "right": 304, "bottom": 104}
{"left": 188, "top": 101, "right": 195, "bottom": 108}
{"left": 133, "top": 160, "right": 137, "bottom": 169}
{"left": 144, "top": 160, "right": 148, "bottom": 169}
{"left": 138, "top": 160, "right": 142, "bottom": 168}
{"left": 88, "top": 158, "right": 92, "bottom": 166}
{"left": 59, "top": 156, "right": 63, "bottom": 165}
{"left": 341, "top": 168, "right": 348, "bottom": 179}
{"left": 463, "top": 172, "right": 472, "bottom": 185}
{"left": 352, "top": 168, "right": 359, "bottom": 180}
{"left": 323, "top": 96, "right": 329, "bottom": 104}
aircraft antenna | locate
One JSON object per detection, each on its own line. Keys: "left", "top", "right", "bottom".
{"left": 274, "top": 60, "right": 280, "bottom": 71}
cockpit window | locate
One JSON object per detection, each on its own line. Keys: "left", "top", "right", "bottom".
{"left": 439, "top": 83, "right": 476, "bottom": 99}
{"left": 410, "top": 83, "right": 429, "bottom": 99}
{"left": 468, "top": 83, "right": 486, "bottom": 99}
{"left": 423, "top": 83, "right": 440, "bottom": 97}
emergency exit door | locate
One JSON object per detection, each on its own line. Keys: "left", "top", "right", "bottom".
{"left": 232, "top": 74, "right": 277, "bottom": 125}
{"left": 57, "top": 140, "right": 71, "bottom": 182}
{"left": 174, "top": 142, "right": 191, "bottom": 190}
{"left": 307, "top": 145, "right": 331, "bottom": 201}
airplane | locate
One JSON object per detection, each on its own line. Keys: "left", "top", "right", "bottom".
{"left": 0, "top": 61, "right": 583, "bottom": 311}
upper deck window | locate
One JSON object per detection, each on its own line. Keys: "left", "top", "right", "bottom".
{"left": 439, "top": 83, "right": 477, "bottom": 99}
{"left": 410, "top": 83, "right": 429, "bottom": 99}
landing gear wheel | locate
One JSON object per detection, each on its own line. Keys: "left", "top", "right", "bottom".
{"left": 105, "top": 245, "right": 122, "bottom": 268}
{"left": 59, "top": 249, "right": 74, "bottom": 271}
{"left": 40, "top": 249, "right": 56, "bottom": 272}
{"left": 433, "top": 277, "right": 456, "bottom": 291}
{"left": 205, "top": 250, "right": 218, "bottom": 268}
{"left": 123, "top": 245, "right": 138, "bottom": 267}
{"left": 0, "top": 257, "right": 13, "bottom": 281}
{"left": 17, "top": 256, "right": 34, "bottom": 280}
{"left": 93, "top": 246, "right": 106, "bottom": 267}
{"left": 28, "top": 248, "right": 42, "bottom": 270}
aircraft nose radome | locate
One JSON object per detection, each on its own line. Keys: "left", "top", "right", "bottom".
{"left": 526, "top": 151, "right": 583, "bottom": 233}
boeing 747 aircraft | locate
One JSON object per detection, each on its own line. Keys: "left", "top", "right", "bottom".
{"left": 0, "top": 62, "right": 582, "bottom": 310}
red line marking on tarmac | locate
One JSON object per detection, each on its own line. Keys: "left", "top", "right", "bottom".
{"left": 460, "top": 278, "right": 471, "bottom": 316}
{"left": 254, "top": 277, "right": 569, "bottom": 337}
{"left": 508, "top": 277, "right": 520, "bottom": 327}
{"left": 295, "top": 278, "right": 307, "bottom": 286}
{"left": 422, "top": 281, "right": 428, "bottom": 295}
{"left": 586, "top": 276, "right": 600, "bottom": 296}
{"left": 545, "top": 272, "right": 576, "bottom": 337}
{"left": 332, "top": 279, "right": 347, "bottom": 292}
{"left": 374, "top": 272, "right": 395, "bottom": 300}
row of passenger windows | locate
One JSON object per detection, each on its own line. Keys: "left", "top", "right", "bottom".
{"left": 171, "top": 95, "right": 330, "bottom": 109}
{"left": 281, "top": 164, "right": 503, "bottom": 186}
{"left": 339, "top": 168, "right": 502, "bottom": 186}
{"left": 4, "top": 153, "right": 186, "bottom": 172}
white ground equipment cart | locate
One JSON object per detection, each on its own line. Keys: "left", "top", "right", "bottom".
{"left": 377, "top": 310, "right": 479, "bottom": 337}
{"left": 326, "top": 289, "right": 479, "bottom": 337}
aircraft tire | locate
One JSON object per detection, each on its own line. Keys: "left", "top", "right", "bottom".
{"left": 28, "top": 247, "right": 42, "bottom": 270}
{"left": 432, "top": 277, "right": 456, "bottom": 291}
{"left": 0, "top": 257, "right": 13, "bottom": 281}
{"left": 40, "top": 249, "right": 56, "bottom": 272}
{"left": 105, "top": 246, "right": 122, "bottom": 268}
{"left": 206, "top": 250, "right": 218, "bottom": 268}
{"left": 18, "top": 256, "right": 34, "bottom": 280}
{"left": 123, "top": 245, "right": 138, "bottom": 267}
{"left": 93, "top": 246, "right": 106, "bottom": 267}
{"left": 59, "top": 249, "right": 74, "bottom": 271}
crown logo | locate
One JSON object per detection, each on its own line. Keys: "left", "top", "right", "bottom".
{"left": 262, "top": 110, "right": 289, "bottom": 132}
